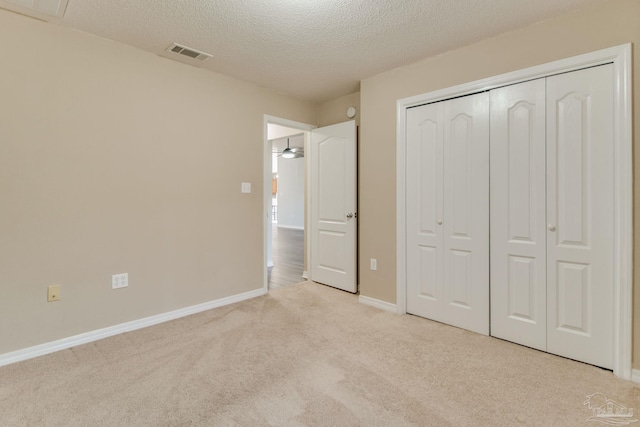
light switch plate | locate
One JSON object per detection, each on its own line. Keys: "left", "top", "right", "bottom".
{"left": 241, "top": 182, "right": 251, "bottom": 193}
{"left": 112, "top": 273, "right": 128, "bottom": 289}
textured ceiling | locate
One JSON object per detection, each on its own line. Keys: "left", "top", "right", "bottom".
{"left": 1, "top": 0, "right": 604, "bottom": 103}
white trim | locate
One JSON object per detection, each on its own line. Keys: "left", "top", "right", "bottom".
{"left": 265, "top": 134, "right": 273, "bottom": 288}
{"left": 396, "top": 90, "right": 408, "bottom": 316}
{"left": 304, "top": 130, "right": 312, "bottom": 283}
{"left": 359, "top": 295, "right": 398, "bottom": 313}
{"left": 0, "top": 288, "right": 266, "bottom": 368}
{"left": 631, "top": 370, "right": 640, "bottom": 384}
{"left": 396, "top": 44, "right": 632, "bottom": 379}
{"left": 610, "top": 44, "right": 633, "bottom": 380}
{"left": 263, "top": 115, "right": 315, "bottom": 294}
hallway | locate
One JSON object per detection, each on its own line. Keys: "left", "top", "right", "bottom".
{"left": 268, "top": 225, "right": 304, "bottom": 289}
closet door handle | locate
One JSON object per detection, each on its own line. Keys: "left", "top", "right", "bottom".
{"left": 548, "top": 224, "right": 556, "bottom": 232}
{"left": 437, "top": 220, "right": 443, "bottom": 225}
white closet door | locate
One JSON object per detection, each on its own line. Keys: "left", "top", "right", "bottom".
{"left": 406, "top": 93, "right": 489, "bottom": 335}
{"left": 490, "top": 79, "right": 547, "bottom": 350}
{"left": 442, "top": 94, "right": 489, "bottom": 334}
{"left": 546, "top": 64, "right": 614, "bottom": 369}
{"left": 406, "top": 102, "right": 445, "bottom": 320}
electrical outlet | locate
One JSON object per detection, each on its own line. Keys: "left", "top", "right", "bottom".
{"left": 370, "top": 258, "right": 377, "bottom": 271}
{"left": 241, "top": 182, "right": 252, "bottom": 193}
{"left": 47, "top": 285, "right": 60, "bottom": 302}
{"left": 112, "top": 273, "right": 128, "bottom": 289}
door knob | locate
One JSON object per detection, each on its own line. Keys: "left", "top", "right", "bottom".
{"left": 437, "top": 220, "right": 443, "bottom": 225}
{"left": 548, "top": 224, "right": 556, "bottom": 232}
{"left": 346, "top": 213, "right": 353, "bottom": 219}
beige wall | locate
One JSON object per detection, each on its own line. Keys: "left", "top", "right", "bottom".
{"left": 317, "top": 92, "right": 360, "bottom": 127}
{"left": 358, "top": 0, "right": 640, "bottom": 364}
{"left": 0, "top": 10, "right": 316, "bottom": 354}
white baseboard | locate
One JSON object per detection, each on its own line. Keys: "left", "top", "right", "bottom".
{"left": 302, "top": 271, "right": 308, "bottom": 279}
{"left": 0, "top": 287, "right": 266, "bottom": 368}
{"left": 631, "top": 369, "right": 640, "bottom": 384}
{"left": 358, "top": 295, "right": 398, "bottom": 313}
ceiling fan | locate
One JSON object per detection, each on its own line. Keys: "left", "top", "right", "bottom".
{"left": 278, "top": 138, "right": 304, "bottom": 159}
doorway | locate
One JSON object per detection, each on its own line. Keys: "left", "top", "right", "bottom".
{"left": 263, "top": 116, "right": 316, "bottom": 292}
{"left": 264, "top": 116, "right": 359, "bottom": 294}
{"left": 269, "top": 132, "right": 305, "bottom": 289}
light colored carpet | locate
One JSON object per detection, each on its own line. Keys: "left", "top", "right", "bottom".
{"left": 0, "top": 281, "right": 638, "bottom": 426}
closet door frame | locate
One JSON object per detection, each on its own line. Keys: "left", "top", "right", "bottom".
{"left": 396, "top": 44, "right": 632, "bottom": 379}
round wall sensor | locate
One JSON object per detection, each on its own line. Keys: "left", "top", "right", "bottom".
{"left": 346, "top": 106, "right": 356, "bottom": 119}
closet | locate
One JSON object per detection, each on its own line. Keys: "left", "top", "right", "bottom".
{"left": 405, "top": 64, "right": 614, "bottom": 369}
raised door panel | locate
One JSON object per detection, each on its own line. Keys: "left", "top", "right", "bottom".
{"left": 318, "top": 138, "right": 347, "bottom": 222}
{"left": 442, "top": 93, "right": 489, "bottom": 335}
{"left": 406, "top": 103, "right": 445, "bottom": 317}
{"left": 546, "top": 64, "right": 614, "bottom": 369}
{"left": 490, "top": 79, "right": 547, "bottom": 350}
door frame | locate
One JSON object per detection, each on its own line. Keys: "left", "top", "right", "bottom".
{"left": 263, "top": 115, "right": 316, "bottom": 293}
{"left": 396, "top": 44, "right": 632, "bottom": 379}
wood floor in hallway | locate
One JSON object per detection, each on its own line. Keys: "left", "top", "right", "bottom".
{"left": 268, "top": 225, "right": 305, "bottom": 289}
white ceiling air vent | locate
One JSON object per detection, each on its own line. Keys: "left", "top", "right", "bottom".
{"left": 0, "top": 0, "right": 69, "bottom": 18}
{"left": 166, "top": 43, "right": 212, "bottom": 61}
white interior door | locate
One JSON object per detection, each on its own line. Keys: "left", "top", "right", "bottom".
{"left": 310, "top": 121, "right": 357, "bottom": 293}
{"left": 406, "top": 93, "right": 489, "bottom": 335}
{"left": 490, "top": 79, "right": 547, "bottom": 351}
{"left": 546, "top": 64, "right": 614, "bottom": 369}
